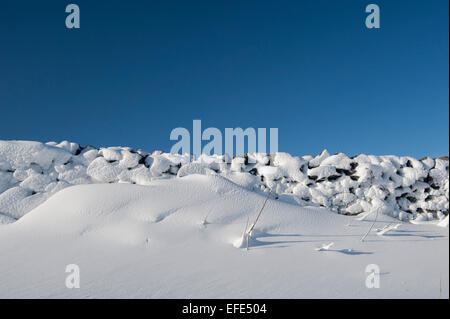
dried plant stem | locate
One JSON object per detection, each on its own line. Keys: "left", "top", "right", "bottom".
{"left": 202, "top": 208, "right": 213, "bottom": 225}
{"left": 247, "top": 188, "right": 273, "bottom": 242}
{"left": 361, "top": 207, "right": 380, "bottom": 242}
{"left": 242, "top": 217, "right": 249, "bottom": 251}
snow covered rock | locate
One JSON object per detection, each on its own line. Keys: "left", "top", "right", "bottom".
{"left": 0, "top": 140, "right": 71, "bottom": 170}
{"left": 0, "top": 140, "right": 448, "bottom": 224}
{"left": 177, "top": 163, "right": 215, "bottom": 178}
{"left": 438, "top": 215, "right": 449, "bottom": 228}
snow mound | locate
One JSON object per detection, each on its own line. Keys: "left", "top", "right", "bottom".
{"left": 438, "top": 216, "right": 449, "bottom": 228}
{"left": 0, "top": 172, "right": 448, "bottom": 298}
{"left": 0, "top": 140, "right": 448, "bottom": 224}
{"left": 177, "top": 162, "right": 215, "bottom": 178}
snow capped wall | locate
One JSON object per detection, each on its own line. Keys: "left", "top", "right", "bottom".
{"left": 0, "top": 140, "right": 448, "bottom": 224}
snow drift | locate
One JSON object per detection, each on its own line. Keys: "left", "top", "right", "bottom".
{"left": 0, "top": 173, "right": 448, "bottom": 298}
{"left": 0, "top": 140, "right": 448, "bottom": 224}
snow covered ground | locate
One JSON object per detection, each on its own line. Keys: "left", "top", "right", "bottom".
{"left": 0, "top": 141, "right": 448, "bottom": 298}
{"left": 0, "top": 174, "right": 448, "bottom": 298}
{"left": 0, "top": 140, "right": 448, "bottom": 224}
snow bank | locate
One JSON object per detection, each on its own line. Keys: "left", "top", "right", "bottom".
{"left": 1, "top": 175, "right": 448, "bottom": 298}
{"left": 438, "top": 215, "right": 449, "bottom": 228}
{"left": 0, "top": 140, "right": 448, "bottom": 223}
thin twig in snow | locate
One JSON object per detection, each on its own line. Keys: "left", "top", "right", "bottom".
{"left": 242, "top": 217, "right": 249, "bottom": 251}
{"left": 361, "top": 207, "right": 380, "bottom": 242}
{"left": 201, "top": 207, "right": 214, "bottom": 226}
{"left": 247, "top": 187, "right": 273, "bottom": 237}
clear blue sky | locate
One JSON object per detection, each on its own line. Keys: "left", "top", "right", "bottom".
{"left": 0, "top": 0, "right": 448, "bottom": 158}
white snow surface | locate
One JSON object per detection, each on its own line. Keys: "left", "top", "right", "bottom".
{"left": 0, "top": 141, "right": 448, "bottom": 298}
{"left": 1, "top": 140, "right": 448, "bottom": 224}
{"left": 0, "top": 174, "right": 448, "bottom": 298}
